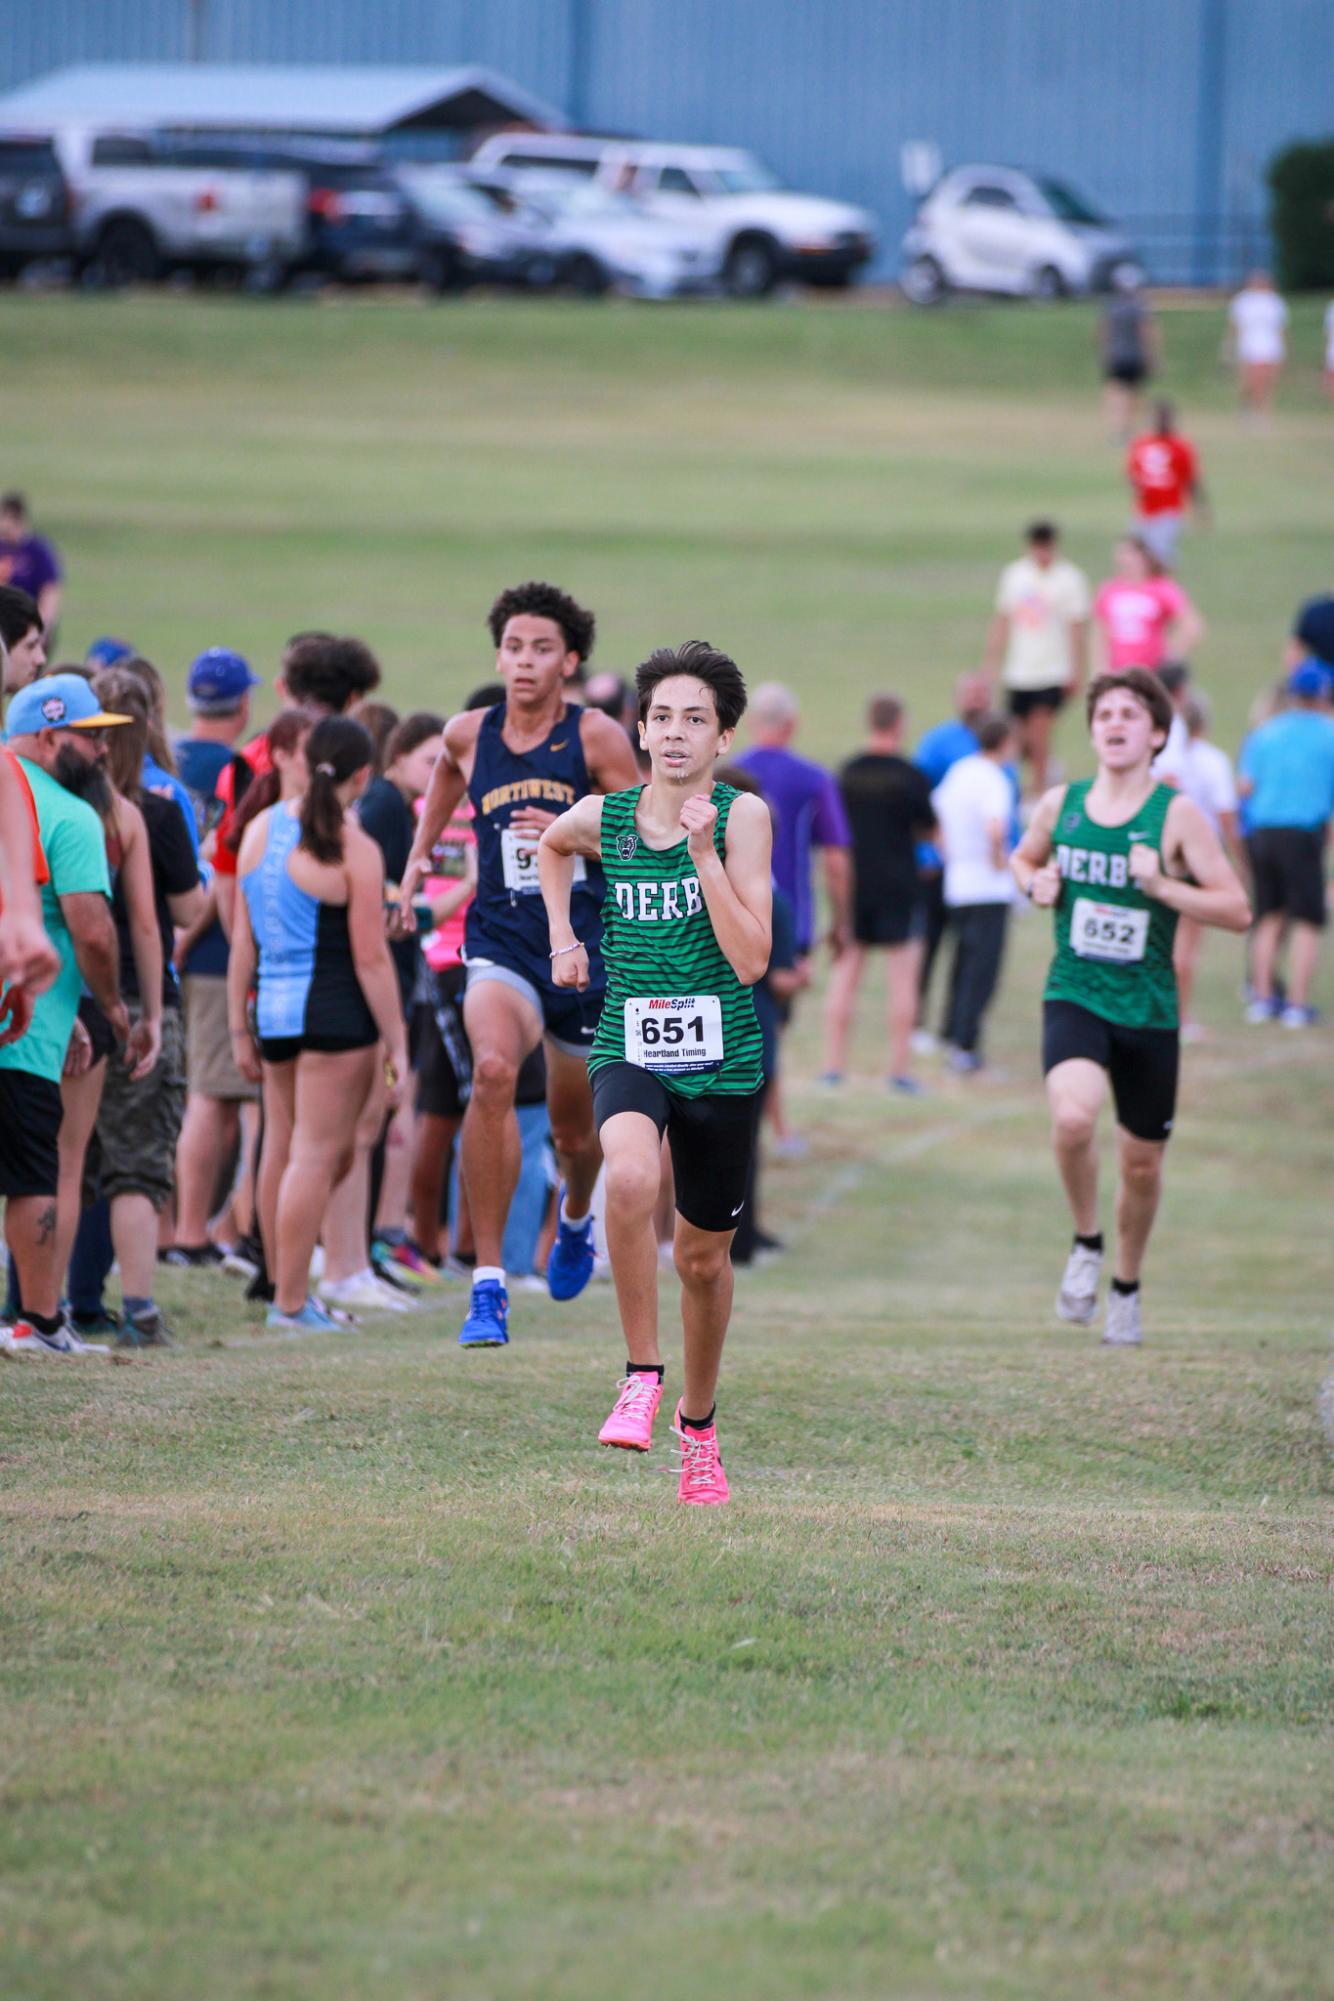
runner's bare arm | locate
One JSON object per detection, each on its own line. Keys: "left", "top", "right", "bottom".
{"left": 582, "top": 707, "right": 642, "bottom": 795}
{"left": 399, "top": 710, "right": 480, "bottom": 917}
{"left": 538, "top": 797, "right": 604, "bottom": 990}
{"left": 1011, "top": 785, "right": 1065, "bottom": 903}
{"left": 1131, "top": 796, "right": 1251, "bottom": 933}
{"left": 687, "top": 790, "right": 771, "bottom": 986}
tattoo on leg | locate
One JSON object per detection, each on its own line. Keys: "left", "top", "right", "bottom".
{"left": 37, "top": 1203, "right": 56, "bottom": 1245}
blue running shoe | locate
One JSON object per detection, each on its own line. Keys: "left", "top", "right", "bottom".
{"left": 547, "top": 1201, "right": 595, "bottom": 1302}
{"left": 459, "top": 1278, "right": 509, "bottom": 1348}
{"left": 266, "top": 1297, "right": 338, "bottom": 1336}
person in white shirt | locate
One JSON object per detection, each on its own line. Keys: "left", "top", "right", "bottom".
{"left": 1154, "top": 690, "right": 1242, "bottom": 1037}
{"left": 984, "top": 520, "right": 1089, "bottom": 796}
{"left": 1226, "top": 271, "right": 1288, "bottom": 421}
{"left": 931, "top": 714, "right": 1016, "bottom": 1073}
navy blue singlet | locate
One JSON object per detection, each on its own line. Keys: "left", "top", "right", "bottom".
{"left": 466, "top": 701, "right": 605, "bottom": 995}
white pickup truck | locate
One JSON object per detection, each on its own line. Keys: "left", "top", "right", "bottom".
{"left": 469, "top": 131, "right": 878, "bottom": 297}
{"left": 45, "top": 127, "right": 307, "bottom": 286}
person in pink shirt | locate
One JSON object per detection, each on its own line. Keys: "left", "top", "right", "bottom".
{"left": 1092, "top": 537, "right": 1204, "bottom": 675}
{"left": 409, "top": 793, "right": 477, "bottom": 1263}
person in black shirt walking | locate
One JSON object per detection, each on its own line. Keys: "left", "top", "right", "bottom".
{"left": 821, "top": 695, "right": 935, "bottom": 1094}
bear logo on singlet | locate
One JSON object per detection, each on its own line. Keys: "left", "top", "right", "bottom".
{"left": 1062, "top": 811, "right": 1081, "bottom": 833}
{"left": 617, "top": 831, "right": 638, "bottom": 861}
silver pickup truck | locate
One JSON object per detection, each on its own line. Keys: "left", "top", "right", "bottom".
{"left": 47, "top": 126, "right": 306, "bottom": 285}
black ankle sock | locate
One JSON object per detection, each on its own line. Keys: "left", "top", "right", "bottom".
{"left": 1110, "top": 1277, "right": 1140, "bottom": 1296}
{"left": 1075, "top": 1232, "right": 1104, "bottom": 1253}
{"left": 628, "top": 1362, "right": 664, "bottom": 1379}
{"left": 680, "top": 1405, "right": 716, "bottom": 1432}
{"left": 28, "top": 1309, "right": 62, "bottom": 1336}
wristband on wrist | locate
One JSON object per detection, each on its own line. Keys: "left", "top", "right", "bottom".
{"left": 550, "top": 941, "right": 582, "bottom": 960}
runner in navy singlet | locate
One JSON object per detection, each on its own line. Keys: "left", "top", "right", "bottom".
{"left": 400, "top": 581, "right": 639, "bottom": 1347}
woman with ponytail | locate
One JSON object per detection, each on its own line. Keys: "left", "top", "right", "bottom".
{"left": 228, "top": 715, "right": 408, "bottom": 1333}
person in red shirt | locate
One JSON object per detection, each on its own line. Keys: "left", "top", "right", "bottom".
{"left": 1125, "top": 403, "right": 1209, "bottom": 571}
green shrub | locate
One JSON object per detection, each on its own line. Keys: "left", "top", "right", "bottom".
{"left": 1267, "top": 139, "right": 1334, "bottom": 290}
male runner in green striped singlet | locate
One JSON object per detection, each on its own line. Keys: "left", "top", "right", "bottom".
{"left": 1012, "top": 669, "right": 1249, "bottom": 1346}
{"left": 538, "top": 641, "right": 771, "bottom": 1503}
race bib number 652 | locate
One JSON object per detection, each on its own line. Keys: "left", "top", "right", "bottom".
{"left": 624, "top": 995, "right": 723, "bottom": 1074}
{"left": 1070, "top": 897, "right": 1149, "bottom": 964}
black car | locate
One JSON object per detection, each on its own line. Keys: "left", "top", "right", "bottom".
{"left": 0, "top": 135, "right": 73, "bottom": 277}
{"left": 291, "top": 154, "right": 420, "bottom": 284}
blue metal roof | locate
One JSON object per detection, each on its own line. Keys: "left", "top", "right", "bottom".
{"left": 0, "top": 62, "right": 564, "bottom": 136}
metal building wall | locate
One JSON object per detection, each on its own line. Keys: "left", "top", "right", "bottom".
{"left": 4, "top": 0, "right": 1332, "bottom": 282}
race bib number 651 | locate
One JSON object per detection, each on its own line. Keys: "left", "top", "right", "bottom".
{"left": 624, "top": 995, "right": 723, "bottom": 1074}
{"left": 1070, "top": 897, "right": 1148, "bottom": 964}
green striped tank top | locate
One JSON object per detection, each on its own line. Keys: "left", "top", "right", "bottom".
{"left": 1044, "top": 778, "right": 1179, "bottom": 1030}
{"left": 589, "top": 784, "right": 764, "bottom": 1097}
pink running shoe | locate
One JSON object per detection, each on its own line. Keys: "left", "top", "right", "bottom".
{"left": 672, "top": 1403, "right": 730, "bottom": 1506}
{"left": 598, "top": 1370, "right": 663, "bottom": 1452}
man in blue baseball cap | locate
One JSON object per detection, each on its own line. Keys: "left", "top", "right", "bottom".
{"left": 186, "top": 647, "right": 262, "bottom": 715}
{"left": 1238, "top": 659, "right": 1334, "bottom": 1028}
{"left": 0, "top": 674, "right": 140, "bottom": 1355}
{"left": 168, "top": 648, "right": 265, "bottom": 1266}
{"left": 84, "top": 636, "right": 134, "bottom": 672}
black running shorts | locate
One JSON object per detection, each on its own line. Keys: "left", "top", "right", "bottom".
{"left": 592, "top": 1061, "right": 761, "bottom": 1234}
{"left": 1007, "top": 685, "right": 1068, "bottom": 719}
{"left": 1247, "top": 827, "right": 1327, "bottom": 929}
{"left": 0, "top": 1069, "right": 62, "bottom": 1199}
{"left": 1042, "top": 999, "right": 1178, "bottom": 1144}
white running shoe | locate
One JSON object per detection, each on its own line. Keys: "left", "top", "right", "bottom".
{"left": 319, "top": 1269, "right": 414, "bottom": 1315}
{"left": 0, "top": 1320, "right": 54, "bottom": 1358}
{"left": 1102, "top": 1287, "right": 1143, "bottom": 1347}
{"left": 47, "top": 1320, "right": 111, "bottom": 1357}
{"left": 1055, "top": 1243, "right": 1103, "bottom": 1326}
{"left": 910, "top": 1028, "right": 937, "bottom": 1056}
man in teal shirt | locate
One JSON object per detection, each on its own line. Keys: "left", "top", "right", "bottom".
{"left": 0, "top": 674, "right": 131, "bottom": 1355}
{"left": 1239, "top": 660, "right": 1334, "bottom": 1027}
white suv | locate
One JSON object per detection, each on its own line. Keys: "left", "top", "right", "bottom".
{"left": 900, "top": 166, "right": 1141, "bottom": 305}
{"left": 468, "top": 132, "right": 877, "bottom": 296}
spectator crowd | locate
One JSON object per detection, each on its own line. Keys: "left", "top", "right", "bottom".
{"left": 0, "top": 449, "right": 1332, "bottom": 1352}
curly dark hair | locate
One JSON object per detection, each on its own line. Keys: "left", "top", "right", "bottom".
{"left": 283, "top": 634, "right": 382, "bottom": 714}
{"left": 486, "top": 581, "right": 596, "bottom": 664}
{"left": 635, "top": 641, "right": 747, "bottom": 733}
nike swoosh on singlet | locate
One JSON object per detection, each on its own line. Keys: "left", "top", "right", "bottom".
{"left": 550, "top": 741, "right": 567, "bottom": 752}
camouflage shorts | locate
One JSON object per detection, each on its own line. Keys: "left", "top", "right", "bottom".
{"left": 94, "top": 1006, "right": 188, "bottom": 1210}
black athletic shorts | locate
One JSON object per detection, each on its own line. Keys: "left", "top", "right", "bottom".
{"left": 1042, "top": 999, "right": 1178, "bottom": 1144}
{"left": 413, "top": 965, "right": 473, "bottom": 1119}
{"left": 0, "top": 1069, "right": 62, "bottom": 1199}
{"left": 257, "top": 1031, "right": 377, "bottom": 1066}
{"left": 592, "top": 1061, "right": 761, "bottom": 1234}
{"left": 853, "top": 890, "right": 922, "bottom": 948}
{"left": 1247, "top": 827, "right": 1327, "bottom": 929}
{"left": 1105, "top": 361, "right": 1148, "bottom": 387}
{"left": 1007, "top": 685, "right": 1068, "bottom": 720}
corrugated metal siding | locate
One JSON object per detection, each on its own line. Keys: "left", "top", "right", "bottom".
{"left": 3, "top": 0, "right": 1331, "bottom": 281}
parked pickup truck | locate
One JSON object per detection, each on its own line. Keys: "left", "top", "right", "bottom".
{"left": 469, "top": 131, "right": 878, "bottom": 297}
{"left": 44, "top": 127, "right": 307, "bottom": 286}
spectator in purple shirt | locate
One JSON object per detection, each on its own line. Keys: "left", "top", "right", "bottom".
{"left": 735, "top": 682, "right": 851, "bottom": 1156}
{"left": 0, "top": 494, "right": 61, "bottom": 639}
{"left": 735, "top": 682, "right": 852, "bottom": 961}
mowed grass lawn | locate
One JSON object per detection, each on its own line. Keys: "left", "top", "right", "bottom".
{"left": 2, "top": 293, "right": 1332, "bottom": 2001}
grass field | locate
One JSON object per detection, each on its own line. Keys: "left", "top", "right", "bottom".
{"left": 2, "top": 293, "right": 1332, "bottom": 2001}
